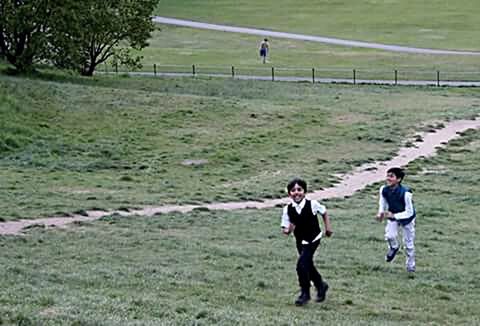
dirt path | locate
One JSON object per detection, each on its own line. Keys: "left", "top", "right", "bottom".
{"left": 153, "top": 16, "right": 480, "bottom": 55}
{"left": 1, "top": 118, "right": 480, "bottom": 236}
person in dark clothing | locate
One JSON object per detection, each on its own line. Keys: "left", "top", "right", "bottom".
{"left": 281, "top": 178, "right": 333, "bottom": 306}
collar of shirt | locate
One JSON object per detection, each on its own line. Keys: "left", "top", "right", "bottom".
{"left": 291, "top": 198, "right": 306, "bottom": 214}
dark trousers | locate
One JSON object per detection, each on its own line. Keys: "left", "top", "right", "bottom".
{"left": 296, "top": 240, "right": 323, "bottom": 292}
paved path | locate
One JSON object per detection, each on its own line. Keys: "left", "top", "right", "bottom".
{"left": 2, "top": 118, "right": 480, "bottom": 235}
{"left": 153, "top": 16, "right": 480, "bottom": 55}
{"left": 123, "top": 71, "right": 480, "bottom": 87}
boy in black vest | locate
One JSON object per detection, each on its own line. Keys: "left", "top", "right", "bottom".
{"left": 376, "top": 167, "right": 416, "bottom": 274}
{"left": 281, "top": 178, "right": 333, "bottom": 306}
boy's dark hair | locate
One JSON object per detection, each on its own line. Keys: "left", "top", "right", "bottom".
{"left": 287, "top": 178, "right": 307, "bottom": 193}
{"left": 387, "top": 167, "right": 405, "bottom": 181}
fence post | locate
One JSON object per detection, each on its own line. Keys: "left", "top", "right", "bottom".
{"left": 192, "top": 64, "right": 196, "bottom": 77}
{"left": 437, "top": 70, "right": 440, "bottom": 87}
{"left": 271, "top": 67, "right": 275, "bottom": 81}
{"left": 232, "top": 66, "right": 235, "bottom": 78}
{"left": 353, "top": 69, "right": 356, "bottom": 85}
{"left": 394, "top": 70, "right": 398, "bottom": 85}
{"left": 115, "top": 62, "right": 118, "bottom": 74}
{"left": 312, "top": 68, "right": 315, "bottom": 84}
{"left": 154, "top": 64, "right": 157, "bottom": 76}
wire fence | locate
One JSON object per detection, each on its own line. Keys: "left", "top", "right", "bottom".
{"left": 102, "top": 63, "right": 480, "bottom": 86}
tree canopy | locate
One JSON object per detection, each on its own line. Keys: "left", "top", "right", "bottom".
{"left": 0, "top": 0, "right": 159, "bottom": 75}
{"left": 0, "top": 0, "right": 52, "bottom": 72}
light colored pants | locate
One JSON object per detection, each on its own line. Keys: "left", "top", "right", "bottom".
{"left": 385, "top": 219, "right": 416, "bottom": 271}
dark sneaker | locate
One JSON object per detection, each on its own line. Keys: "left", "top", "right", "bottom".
{"left": 316, "top": 282, "right": 329, "bottom": 302}
{"left": 295, "top": 291, "right": 311, "bottom": 306}
{"left": 385, "top": 247, "right": 399, "bottom": 262}
{"left": 407, "top": 267, "right": 416, "bottom": 278}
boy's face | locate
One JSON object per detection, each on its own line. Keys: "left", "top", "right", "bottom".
{"left": 288, "top": 183, "right": 306, "bottom": 203}
{"left": 386, "top": 172, "right": 401, "bottom": 187}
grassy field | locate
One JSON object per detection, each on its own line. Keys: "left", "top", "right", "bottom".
{"left": 1, "top": 70, "right": 480, "bottom": 220}
{"left": 143, "top": 0, "right": 480, "bottom": 74}
{"left": 154, "top": 0, "right": 480, "bottom": 50}
{"left": 1, "top": 128, "right": 480, "bottom": 325}
{"left": 136, "top": 25, "right": 480, "bottom": 79}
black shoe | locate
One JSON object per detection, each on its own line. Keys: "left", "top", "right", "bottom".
{"left": 385, "top": 247, "right": 399, "bottom": 262}
{"left": 316, "top": 282, "right": 329, "bottom": 302}
{"left": 295, "top": 291, "right": 311, "bottom": 306}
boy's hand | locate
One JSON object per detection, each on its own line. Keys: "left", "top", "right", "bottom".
{"left": 282, "top": 224, "right": 295, "bottom": 235}
{"left": 376, "top": 212, "right": 385, "bottom": 221}
{"left": 325, "top": 228, "right": 333, "bottom": 237}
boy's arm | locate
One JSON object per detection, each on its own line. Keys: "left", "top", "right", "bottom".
{"left": 322, "top": 211, "right": 333, "bottom": 237}
{"left": 377, "top": 186, "right": 388, "bottom": 221}
{"left": 281, "top": 206, "right": 294, "bottom": 235}
{"left": 312, "top": 200, "right": 332, "bottom": 237}
{"left": 392, "top": 192, "right": 414, "bottom": 221}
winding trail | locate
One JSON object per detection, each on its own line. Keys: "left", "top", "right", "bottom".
{"left": 1, "top": 118, "right": 480, "bottom": 236}
{"left": 153, "top": 16, "right": 480, "bottom": 55}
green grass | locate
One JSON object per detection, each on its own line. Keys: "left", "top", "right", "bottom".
{"left": 155, "top": 0, "right": 480, "bottom": 50}
{"left": 1, "top": 129, "right": 480, "bottom": 325}
{"left": 1, "top": 71, "right": 480, "bottom": 220}
{"left": 135, "top": 25, "right": 480, "bottom": 79}
{"left": 137, "top": 1, "right": 480, "bottom": 74}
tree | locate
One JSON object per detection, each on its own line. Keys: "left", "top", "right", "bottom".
{"left": 50, "top": 0, "right": 159, "bottom": 76}
{"left": 0, "top": 0, "right": 52, "bottom": 72}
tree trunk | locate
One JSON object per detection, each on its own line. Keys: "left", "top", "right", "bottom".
{"left": 81, "top": 63, "right": 96, "bottom": 76}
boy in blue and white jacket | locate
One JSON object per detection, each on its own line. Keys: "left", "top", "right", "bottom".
{"left": 376, "top": 167, "right": 416, "bottom": 273}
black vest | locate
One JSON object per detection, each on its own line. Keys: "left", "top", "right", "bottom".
{"left": 288, "top": 200, "right": 321, "bottom": 242}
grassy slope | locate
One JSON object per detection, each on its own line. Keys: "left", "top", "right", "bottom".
{"left": 1, "top": 72, "right": 480, "bottom": 220}
{"left": 1, "top": 129, "right": 479, "bottom": 325}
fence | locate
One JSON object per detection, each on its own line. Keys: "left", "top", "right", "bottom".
{"left": 102, "top": 63, "right": 480, "bottom": 86}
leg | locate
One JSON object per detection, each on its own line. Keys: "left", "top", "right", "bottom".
{"left": 306, "top": 241, "right": 323, "bottom": 288}
{"left": 385, "top": 220, "right": 400, "bottom": 262}
{"left": 296, "top": 242, "right": 317, "bottom": 291}
{"left": 295, "top": 241, "right": 318, "bottom": 305}
{"left": 402, "top": 220, "right": 416, "bottom": 272}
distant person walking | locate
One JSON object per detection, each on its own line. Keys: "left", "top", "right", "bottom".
{"left": 259, "top": 38, "right": 270, "bottom": 63}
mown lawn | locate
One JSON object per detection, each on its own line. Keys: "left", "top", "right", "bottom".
{"left": 1, "top": 129, "right": 479, "bottom": 325}
{"left": 154, "top": 0, "right": 480, "bottom": 50}
{"left": 1, "top": 72, "right": 480, "bottom": 220}
{"left": 136, "top": 26, "right": 480, "bottom": 77}
{"left": 143, "top": 0, "right": 480, "bottom": 74}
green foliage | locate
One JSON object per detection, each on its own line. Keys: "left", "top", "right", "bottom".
{"left": 50, "top": 0, "right": 159, "bottom": 76}
{"left": 0, "top": 0, "right": 158, "bottom": 75}
{"left": 0, "top": 0, "right": 51, "bottom": 72}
